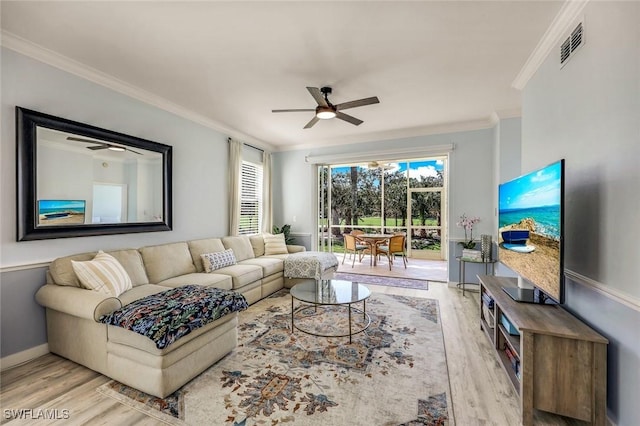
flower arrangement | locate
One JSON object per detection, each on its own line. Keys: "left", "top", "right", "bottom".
{"left": 456, "top": 214, "right": 480, "bottom": 249}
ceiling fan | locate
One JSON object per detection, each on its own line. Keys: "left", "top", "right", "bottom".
{"left": 367, "top": 161, "right": 394, "bottom": 170}
{"left": 272, "top": 86, "right": 379, "bottom": 129}
{"left": 66, "top": 136, "right": 142, "bottom": 155}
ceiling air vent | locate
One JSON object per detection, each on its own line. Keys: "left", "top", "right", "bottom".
{"left": 560, "top": 22, "right": 584, "bottom": 67}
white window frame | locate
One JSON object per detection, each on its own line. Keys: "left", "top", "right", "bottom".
{"left": 238, "top": 161, "right": 263, "bottom": 235}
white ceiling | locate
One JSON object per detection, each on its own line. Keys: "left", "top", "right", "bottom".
{"left": 1, "top": 1, "right": 564, "bottom": 150}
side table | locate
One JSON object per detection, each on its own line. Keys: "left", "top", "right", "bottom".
{"left": 456, "top": 257, "right": 496, "bottom": 296}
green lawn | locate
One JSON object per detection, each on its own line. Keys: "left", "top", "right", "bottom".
{"left": 320, "top": 216, "right": 438, "bottom": 227}
{"left": 319, "top": 236, "right": 441, "bottom": 253}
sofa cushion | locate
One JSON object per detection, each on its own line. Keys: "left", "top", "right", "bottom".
{"left": 107, "top": 249, "right": 149, "bottom": 286}
{"left": 140, "top": 242, "right": 196, "bottom": 283}
{"left": 249, "top": 234, "right": 266, "bottom": 257}
{"left": 222, "top": 236, "right": 255, "bottom": 261}
{"left": 262, "top": 253, "right": 291, "bottom": 260}
{"left": 49, "top": 252, "right": 97, "bottom": 287}
{"left": 187, "top": 238, "right": 226, "bottom": 272}
{"left": 213, "top": 264, "right": 263, "bottom": 289}
{"left": 118, "top": 284, "right": 171, "bottom": 306}
{"left": 156, "top": 273, "right": 233, "bottom": 290}
{"left": 71, "top": 251, "right": 133, "bottom": 296}
{"left": 107, "top": 311, "right": 236, "bottom": 357}
{"left": 201, "top": 249, "right": 237, "bottom": 272}
{"left": 240, "top": 257, "right": 284, "bottom": 276}
{"left": 263, "top": 233, "right": 288, "bottom": 255}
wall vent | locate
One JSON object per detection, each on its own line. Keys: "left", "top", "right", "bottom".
{"left": 560, "top": 22, "right": 584, "bottom": 67}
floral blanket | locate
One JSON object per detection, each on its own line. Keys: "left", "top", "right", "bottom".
{"left": 99, "top": 285, "right": 248, "bottom": 350}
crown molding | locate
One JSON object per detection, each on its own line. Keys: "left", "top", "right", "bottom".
{"left": 279, "top": 116, "right": 497, "bottom": 153}
{"left": 494, "top": 108, "right": 522, "bottom": 121}
{"left": 512, "top": 0, "right": 589, "bottom": 90}
{"left": 305, "top": 144, "right": 454, "bottom": 165}
{"left": 0, "top": 30, "right": 275, "bottom": 152}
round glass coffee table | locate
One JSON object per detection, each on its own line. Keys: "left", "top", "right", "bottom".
{"left": 290, "top": 279, "right": 371, "bottom": 343}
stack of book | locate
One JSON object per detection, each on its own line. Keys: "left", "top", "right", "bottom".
{"left": 461, "top": 249, "right": 482, "bottom": 261}
{"left": 504, "top": 346, "right": 520, "bottom": 379}
{"left": 481, "top": 293, "right": 494, "bottom": 309}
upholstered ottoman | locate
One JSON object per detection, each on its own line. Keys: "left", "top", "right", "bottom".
{"left": 283, "top": 251, "right": 339, "bottom": 288}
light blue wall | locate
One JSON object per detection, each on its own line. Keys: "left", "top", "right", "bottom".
{"left": 274, "top": 127, "right": 498, "bottom": 276}
{"left": 0, "top": 48, "right": 232, "bottom": 357}
{"left": 521, "top": 2, "right": 640, "bottom": 423}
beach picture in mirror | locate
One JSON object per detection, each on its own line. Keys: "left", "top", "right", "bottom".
{"left": 17, "top": 107, "right": 172, "bottom": 240}
{"left": 37, "top": 200, "right": 86, "bottom": 226}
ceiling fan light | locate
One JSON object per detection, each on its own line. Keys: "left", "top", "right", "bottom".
{"left": 316, "top": 106, "right": 336, "bottom": 120}
{"left": 108, "top": 146, "right": 125, "bottom": 152}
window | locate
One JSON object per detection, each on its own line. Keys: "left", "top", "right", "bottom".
{"left": 239, "top": 161, "right": 263, "bottom": 235}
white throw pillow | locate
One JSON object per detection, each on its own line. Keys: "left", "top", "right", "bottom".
{"left": 201, "top": 249, "right": 237, "bottom": 272}
{"left": 71, "top": 251, "right": 132, "bottom": 296}
{"left": 263, "top": 233, "right": 288, "bottom": 255}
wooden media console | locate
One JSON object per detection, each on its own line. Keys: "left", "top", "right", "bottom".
{"left": 478, "top": 275, "right": 608, "bottom": 425}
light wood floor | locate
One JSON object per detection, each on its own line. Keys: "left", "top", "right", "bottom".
{"left": 1, "top": 282, "right": 585, "bottom": 425}
{"left": 336, "top": 253, "right": 448, "bottom": 282}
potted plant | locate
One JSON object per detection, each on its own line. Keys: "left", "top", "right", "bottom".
{"left": 272, "top": 224, "right": 295, "bottom": 244}
{"left": 456, "top": 214, "right": 480, "bottom": 249}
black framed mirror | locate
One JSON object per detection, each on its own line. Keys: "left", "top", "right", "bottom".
{"left": 17, "top": 107, "right": 172, "bottom": 241}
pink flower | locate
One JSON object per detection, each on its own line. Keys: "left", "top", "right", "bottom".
{"left": 457, "top": 214, "right": 480, "bottom": 248}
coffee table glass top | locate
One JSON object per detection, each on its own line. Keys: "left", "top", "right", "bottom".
{"left": 290, "top": 279, "right": 371, "bottom": 305}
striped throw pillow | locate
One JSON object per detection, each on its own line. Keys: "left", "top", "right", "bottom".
{"left": 71, "top": 251, "right": 132, "bottom": 296}
{"left": 201, "top": 249, "right": 237, "bottom": 272}
{"left": 263, "top": 233, "right": 288, "bottom": 255}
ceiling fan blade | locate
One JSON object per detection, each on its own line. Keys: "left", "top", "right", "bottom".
{"left": 303, "top": 116, "right": 320, "bottom": 129}
{"left": 335, "top": 96, "right": 380, "bottom": 111}
{"left": 272, "top": 109, "right": 315, "bottom": 113}
{"left": 125, "top": 147, "right": 143, "bottom": 155}
{"left": 87, "top": 145, "right": 109, "bottom": 150}
{"left": 336, "top": 111, "right": 363, "bottom": 126}
{"left": 67, "top": 136, "right": 103, "bottom": 144}
{"left": 307, "top": 87, "right": 328, "bottom": 107}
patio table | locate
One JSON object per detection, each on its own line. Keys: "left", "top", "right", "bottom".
{"left": 356, "top": 234, "right": 390, "bottom": 266}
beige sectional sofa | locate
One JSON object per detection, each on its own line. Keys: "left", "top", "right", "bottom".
{"left": 35, "top": 235, "right": 305, "bottom": 398}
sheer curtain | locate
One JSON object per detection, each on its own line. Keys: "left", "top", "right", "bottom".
{"left": 262, "top": 151, "right": 272, "bottom": 233}
{"left": 228, "top": 138, "right": 242, "bottom": 236}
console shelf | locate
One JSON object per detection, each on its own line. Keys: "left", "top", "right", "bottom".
{"left": 479, "top": 275, "right": 608, "bottom": 425}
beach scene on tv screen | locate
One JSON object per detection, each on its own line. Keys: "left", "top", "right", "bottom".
{"left": 38, "top": 200, "right": 86, "bottom": 226}
{"left": 498, "top": 162, "right": 561, "bottom": 299}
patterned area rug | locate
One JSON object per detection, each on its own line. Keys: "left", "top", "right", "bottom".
{"left": 334, "top": 272, "right": 430, "bottom": 291}
{"left": 97, "top": 289, "right": 453, "bottom": 425}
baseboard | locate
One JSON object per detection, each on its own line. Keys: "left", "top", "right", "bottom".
{"left": 0, "top": 344, "right": 49, "bottom": 371}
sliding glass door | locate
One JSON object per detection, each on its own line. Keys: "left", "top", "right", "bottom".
{"left": 317, "top": 157, "right": 447, "bottom": 260}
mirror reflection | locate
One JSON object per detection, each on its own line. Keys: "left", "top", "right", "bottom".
{"left": 17, "top": 106, "right": 172, "bottom": 241}
{"left": 36, "top": 127, "right": 164, "bottom": 227}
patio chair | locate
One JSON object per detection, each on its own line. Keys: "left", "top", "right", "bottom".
{"left": 342, "top": 234, "right": 371, "bottom": 267}
{"left": 377, "top": 234, "right": 408, "bottom": 270}
{"left": 351, "top": 229, "right": 379, "bottom": 263}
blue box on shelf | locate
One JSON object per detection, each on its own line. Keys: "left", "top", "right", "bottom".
{"left": 500, "top": 314, "right": 520, "bottom": 336}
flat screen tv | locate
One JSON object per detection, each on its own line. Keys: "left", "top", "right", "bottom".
{"left": 498, "top": 159, "right": 564, "bottom": 304}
